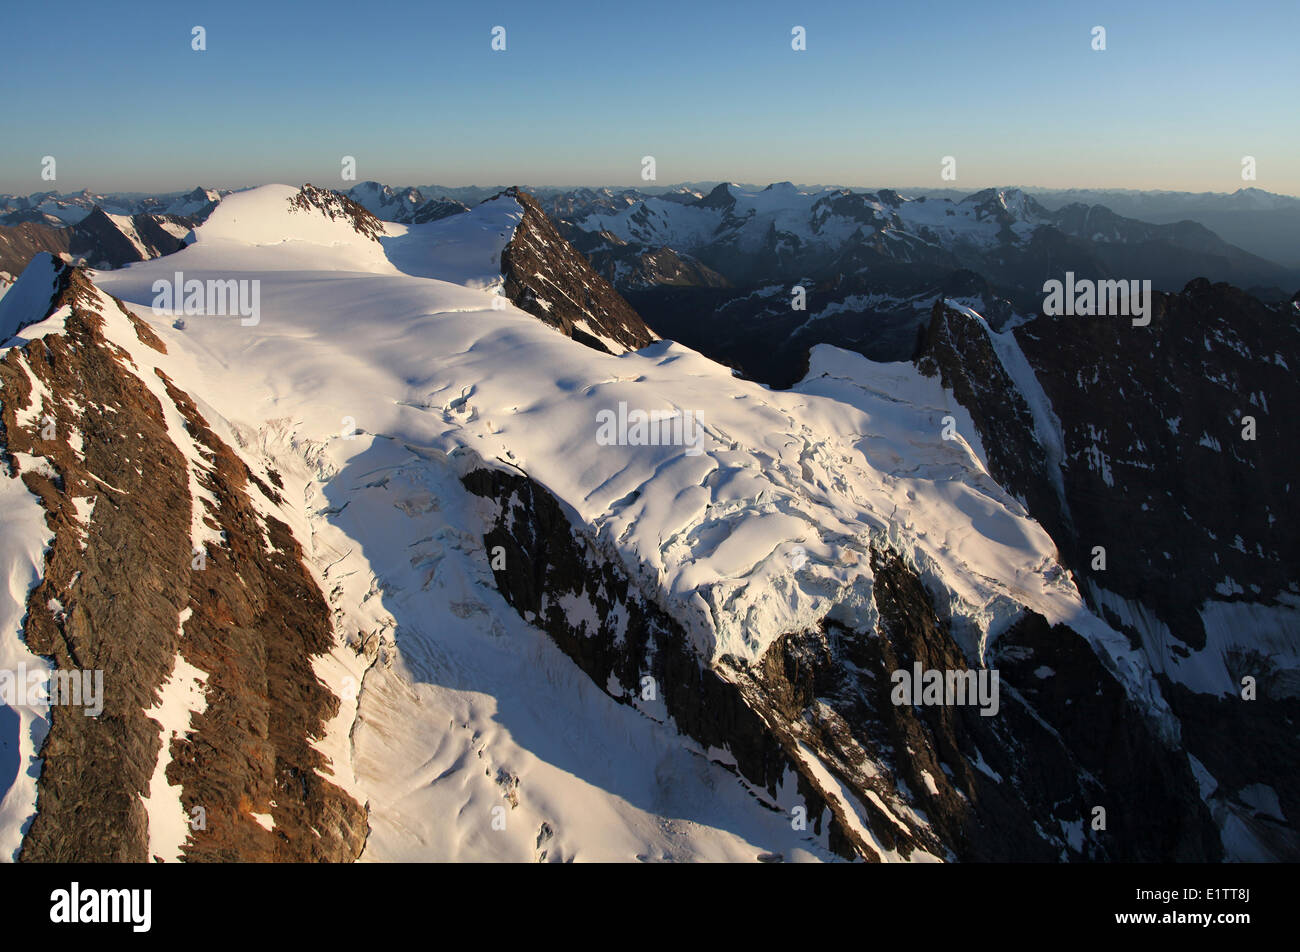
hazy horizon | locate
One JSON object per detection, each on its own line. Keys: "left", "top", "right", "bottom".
{"left": 6, "top": 181, "right": 1299, "bottom": 202}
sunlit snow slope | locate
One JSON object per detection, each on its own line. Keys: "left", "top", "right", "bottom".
{"left": 0, "top": 183, "right": 1147, "bottom": 861}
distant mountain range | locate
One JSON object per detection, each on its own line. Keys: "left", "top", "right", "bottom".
{"left": 7, "top": 181, "right": 1296, "bottom": 265}
{"left": 5, "top": 181, "right": 1297, "bottom": 391}
{"left": 0, "top": 189, "right": 223, "bottom": 283}
{"left": 0, "top": 186, "right": 225, "bottom": 228}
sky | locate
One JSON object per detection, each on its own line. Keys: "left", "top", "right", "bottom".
{"left": 2, "top": 0, "right": 1297, "bottom": 196}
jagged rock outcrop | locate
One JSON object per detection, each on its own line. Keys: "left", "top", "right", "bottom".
{"left": 499, "top": 188, "right": 658, "bottom": 355}
{"left": 3, "top": 266, "right": 191, "bottom": 861}
{"left": 922, "top": 284, "right": 1298, "bottom": 646}
{"left": 916, "top": 298, "right": 1072, "bottom": 551}
{"left": 462, "top": 465, "right": 870, "bottom": 860}
{"left": 289, "top": 184, "right": 385, "bottom": 241}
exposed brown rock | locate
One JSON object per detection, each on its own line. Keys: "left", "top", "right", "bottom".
{"left": 1, "top": 261, "right": 365, "bottom": 862}
{"left": 154, "top": 372, "right": 367, "bottom": 862}
{"left": 3, "top": 267, "right": 192, "bottom": 861}
{"left": 499, "top": 189, "right": 658, "bottom": 354}
{"left": 289, "top": 185, "right": 384, "bottom": 242}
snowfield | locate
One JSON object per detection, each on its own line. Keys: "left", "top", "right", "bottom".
{"left": 1, "top": 184, "right": 1154, "bottom": 860}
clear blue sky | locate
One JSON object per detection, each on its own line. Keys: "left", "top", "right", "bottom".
{"left": 3, "top": 0, "right": 1297, "bottom": 195}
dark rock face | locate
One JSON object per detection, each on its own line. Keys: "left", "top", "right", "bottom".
{"left": 913, "top": 286, "right": 1300, "bottom": 859}
{"left": 1019, "top": 282, "right": 1295, "bottom": 643}
{"left": 0, "top": 222, "right": 70, "bottom": 283}
{"left": 1016, "top": 283, "right": 1300, "bottom": 861}
{"left": 1, "top": 262, "right": 365, "bottom": 862}
{"left": 916, "top": 299, "right": 1072, "bottom": 551}
{"left": 1162, "top": 679, "right": 1300, "bottom": 860}
{"left": 67, "top": 207, "right": 192, "bottom": 270}
{"left": 499, "top": 189, "right": 658, "bottom": 355}
{"left": 0, "top": 207, "right": 194, "bottom": 281}
{"left": 151, "top": 373, "right": 367, "bottom": 862}
{"left": 985, "top": 611, "right": 1222, "bottom": 861}
{"left": 739, "top": 551, "right": 1219, "bottom": 862}
{"left": 918, "top": 285, "right": 1300, "bottom": 643}
{"left": 462, "top": 465, "right": 1218, "bottom": 862}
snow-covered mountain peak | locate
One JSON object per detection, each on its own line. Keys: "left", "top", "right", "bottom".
{"left": 168, "top": 184, "right": 399, "bottom": 272}
{"left": 161, "top": 187, "right": 221, "bottom": 219}
{"left": 959, "top": 187, "right": 1047, "bottom": 222}
{"left": 1227, "top": 186, "right": 1295, "bottom": 210}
